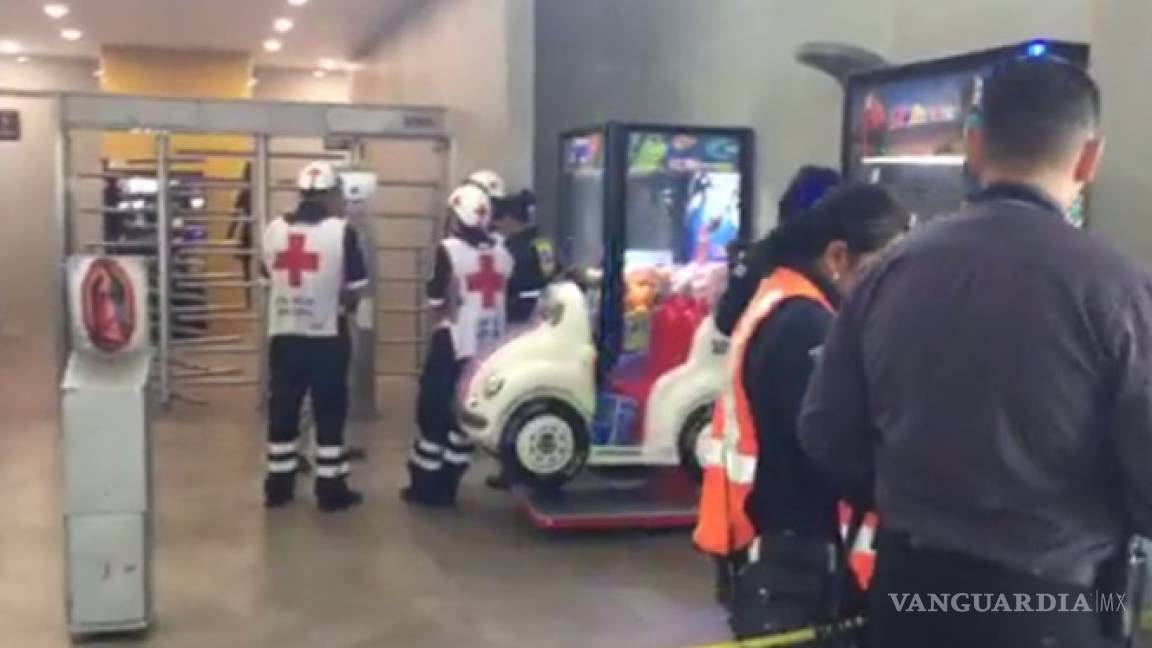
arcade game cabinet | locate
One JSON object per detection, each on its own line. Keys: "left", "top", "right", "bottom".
{"left": 517, "top": 122, "right": 754, "bottom": 529}
{"left": 842, "top": 40, "right": 1090, "bottom": 227}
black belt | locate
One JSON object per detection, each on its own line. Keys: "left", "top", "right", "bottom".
{"left": 877, "top": 530, "right": 1101, "bottom": 588}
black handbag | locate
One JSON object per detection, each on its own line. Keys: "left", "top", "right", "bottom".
{"left": 728, "top": 515, "right": 868, "bottom": 646}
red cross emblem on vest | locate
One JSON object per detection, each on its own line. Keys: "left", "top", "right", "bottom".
{"left": 273, "top": 233, "right": 320, "bottom": 287}
{"left": 465, "top": 254, "right": 504, "bottom": 308}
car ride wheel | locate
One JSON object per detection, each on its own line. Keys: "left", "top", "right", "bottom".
{"left": 678, "top": 404, "right": 713, "bottom": 483}
{"left": 500, "top": 398, "right": 590, "bottom": 491}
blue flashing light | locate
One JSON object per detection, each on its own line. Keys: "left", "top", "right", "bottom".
{"left": 1026, "top": 41, "right": 1049, "bottom": 58}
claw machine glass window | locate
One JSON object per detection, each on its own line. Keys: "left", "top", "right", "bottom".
{"left": 842, "top": 40, "right": 1089, "bottom": 227}
{"left": 558, "top": 122, "right": 754, "bottom": 451}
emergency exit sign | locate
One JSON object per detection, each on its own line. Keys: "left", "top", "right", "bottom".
{"left": 0, "top": 110, "right": 19, "bottom": 141}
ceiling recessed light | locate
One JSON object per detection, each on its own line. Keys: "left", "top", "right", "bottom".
{"left": 273, "top": 17, "right": 294, "bottom": 33}
{"left": 16, "top": 55, "right": 30, "bottom": 64}
{"left": 247, "top": 77, "right": 259, "bottom": 88}
{"left": 93, "top": 69, "right": 104, "bottom": 79}
{"left": 44, "top": 3, "right": 70, "bottom": 19}
{"left": 319, "top": 58, "right": 337, "bottom": 70}
{"left": 288, "top": 0, "right": 309, "bottom": 6}
{"left": 312, "top": 69, "right": 327, "bottom": 78}
{"left": 263, "top": 38, "right": 283, "bottom": 53}
{"left": 61, "top": 28, "right": 83, "bottom": 41}
{"left": 0, "top": 40, "right": 22, "bottom": 55}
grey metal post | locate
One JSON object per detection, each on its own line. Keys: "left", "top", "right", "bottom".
{"left": 348, "top": 139, "right": 378, "bottom": 421}
{"left": 253, "top": 135, "right": 271, "bottom": 411}
{"left": 54, "top": 111, "right": 73, "bottom": 379}
{"left": 155, "top": 133, "right": 173, "bottom": 405}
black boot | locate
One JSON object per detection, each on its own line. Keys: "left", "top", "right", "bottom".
{"left": 264, "top": 473, "right": 296, "bottom": 509}
{"left": 315, "top": 476, "right": 363, "bottom": 513}
{"left": 400, "top": 465, "right": 454, "bottom": 508}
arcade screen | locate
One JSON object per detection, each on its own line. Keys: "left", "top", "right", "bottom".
{"left": 845, "top": 47, "right": 1087, "bottom": 228}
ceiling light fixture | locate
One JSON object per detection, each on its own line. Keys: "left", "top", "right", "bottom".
{"left": 44, "top": 3, "right": 71, "bottom": 19}
{"left": 93, "top": 69, "right": 104, "bottom": 79}
{"left": 313, "top": 70, "right": 327, "bottom": 78}
{"left": 273, "top": 17, "right": 295, "bottom": 33}
{"left": 0, "top": 40, "right": 22, "bottom": 55}
{"left": 247, "top": 77, "right": 259, "bottom": 88}
{"left": 16, "top": 55, "right": 30, "bottom": 64}
{"left": 61, "top": 28, "right": 83, "bottom": 41}
{"left": 263, "top": 38, "right": 283, "bottom": 53}
{"left": 288, "top": 0, "right": 309, "bottom": 6}
{"left": 318, "top": 58, "right": 337, "bottom": 71}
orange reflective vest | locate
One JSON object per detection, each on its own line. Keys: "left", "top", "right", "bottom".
{"left": 694, "top": 267, "right": 877, "bottom": 588}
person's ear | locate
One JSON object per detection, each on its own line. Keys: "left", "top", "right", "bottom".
{"left": 822, "top": 240, "right": 851, "bottom": 280}
{"left": 1074, "top": 137, "right": 1106, "bottom": 184}
{"left": 965, "top": 128, "right": 987, "bottom": 177}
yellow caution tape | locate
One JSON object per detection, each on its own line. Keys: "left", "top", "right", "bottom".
{"left": 690, "top": 617, "right": 865, "bottom": 648}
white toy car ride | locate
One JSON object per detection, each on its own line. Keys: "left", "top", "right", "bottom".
{"left": 457, "top": 280, "right": 728, "bottom": 490}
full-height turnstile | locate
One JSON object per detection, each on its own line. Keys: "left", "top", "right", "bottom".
{"left": 55, "top": 93, "right": 453, "bottom": 412}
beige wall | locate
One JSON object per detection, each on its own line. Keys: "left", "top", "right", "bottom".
{"left": 253, "top": 68, "right": 354, "bottom": 103}
{"left": 0, "top": 58, "right": 99, "bottom": 93}
{"left": 1090, "top": 0, "right": 1152, "bottom": 259}
{"left": 351, "top": 0, "right": 534, "bottom": 189}
{"left": 0, "top": 96, "right": 61, "bottom": 350}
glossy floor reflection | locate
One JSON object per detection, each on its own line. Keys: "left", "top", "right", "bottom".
{"left": 0, "top": 337, "right": 725, "bottom": 648}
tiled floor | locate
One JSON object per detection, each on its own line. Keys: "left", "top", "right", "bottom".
{"left": 0, "top": 337, "right": 726, "bottom": 648}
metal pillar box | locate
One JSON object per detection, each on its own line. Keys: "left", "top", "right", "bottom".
{"left": 60, "top": 254, "right": 153, "bottom": 636}
{"left": 61, "top": 353, "right": 153, "bottom": 635}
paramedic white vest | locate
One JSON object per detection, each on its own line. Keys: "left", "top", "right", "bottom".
{"left": 264, "top": 217, "right": 347, "bottom": 337}
{"left": 441, "top": 237, "right": 513, "bottom": 358}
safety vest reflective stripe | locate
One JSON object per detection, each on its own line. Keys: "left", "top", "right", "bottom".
{"left": 697, "top": 435, "right": 757, "bottom": 484}
{"left": 694, "top": 267, "right": 832, "bottom": 557}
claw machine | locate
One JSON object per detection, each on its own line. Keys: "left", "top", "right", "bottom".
{"left": 842, "top": 39, "right": 1090, "bottom": 227}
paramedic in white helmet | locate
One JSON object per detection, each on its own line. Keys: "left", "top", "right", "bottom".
{"left": 261, "top": 161, "right": 367, "bottom": 513}
{"left": 467, "top": 169, "right": 506, "bottom": 200}
{"left": 401, "top": 183, "right": 512, "bottom": 507}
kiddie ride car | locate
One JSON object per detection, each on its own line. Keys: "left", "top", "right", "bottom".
{"left": 457, "top": 266, "right": 729, "bottom": 491}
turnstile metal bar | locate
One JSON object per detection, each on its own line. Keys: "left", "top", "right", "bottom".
{"left": 178, "top": 216, "right": 253, "bottom": 224}
{"left": 173, "top": 240, "right": 244, "bottom": 249}
{"left": 175, "top": 148, "right": 345, "bottom": 161}
{"left": 181, "top": 180, "right": 251, "bottom": 190}
{"left": 175, "top": 312, "right": 258, "bottom": 322}
{"left": 84, "top": 241, "right": 159, "bottom": 252}
{"left": 175, "top": 279, "right": 255, "bottom": 289}
{"left": 172, "top": 334, "right": 243, "bottom": 347}
{"left": 174, "top": 344, "right": 258, "bottom": 355}
{"left": 371, "top": 212, "right": 434, "bottom": 222}
{"left": 172, "top": 366, "right": 243, "bottom": 379}
{"left": 170, "top": 303, "right": 248, "bottom": 314}
{"left": 175, "top": 209, "right": 244, "bottom": 217}
{"left": 172, "top": 271, "right": 243, "bottom": 280}
{"left": 177, "top": 376, "right": 257, "bottom": 387}
{"left": 174, "top": 249, "right": 253, "bottom": 258}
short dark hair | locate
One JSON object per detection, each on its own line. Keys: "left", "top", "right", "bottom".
{"left": 765, "top": 182, "right": 909, "bottom": 267}
{"left": 981, "top": 57, "right": 1100, "bottom": 169}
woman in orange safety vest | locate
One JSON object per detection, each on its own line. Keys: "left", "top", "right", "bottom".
{"left": 695, "top": 183, "right": 909, "bottom": 631}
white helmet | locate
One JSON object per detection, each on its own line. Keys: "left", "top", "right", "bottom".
{"left": 448, "top": 183, "right": 492, "bottom": 230}
{"left": 467, "top": 169, "right": 506, "bottom": 199}
{"left": 297, "top": 161, "right": 340, "bottom": 192}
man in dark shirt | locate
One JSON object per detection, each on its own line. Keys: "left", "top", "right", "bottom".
{"left": 799, "top": 58, "right": 1152, "bottom": 647}
{"left": 484, "top": 189, "right": 556, "bottom": 489}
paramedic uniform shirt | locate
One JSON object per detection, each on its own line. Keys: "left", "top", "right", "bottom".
{"left": 503, "top": 225, "right": 555, "bottom": 324}
{"left": 799, "top": 183, "right": 1152, "bottom": 586}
